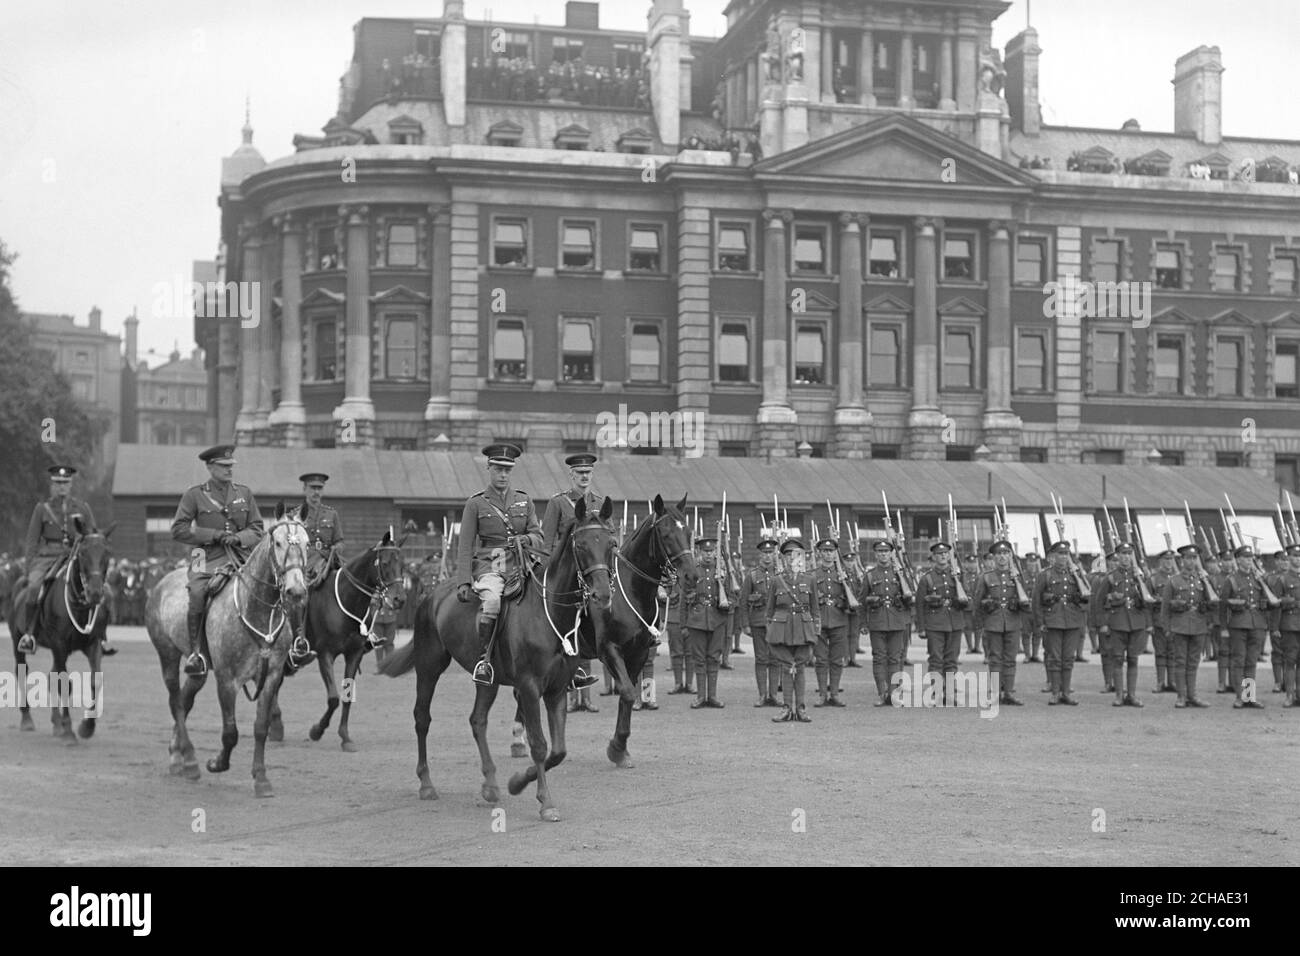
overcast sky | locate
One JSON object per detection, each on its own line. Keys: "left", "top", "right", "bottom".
{"left": 0, "top": 0, "right": 1295, "bottom": 366}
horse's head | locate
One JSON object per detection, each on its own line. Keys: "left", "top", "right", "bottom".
{"left": 72, "top": 516, "right": 114, "bottom": 604}
{"left": 571, "top": 496, "right": 616, "bottom": 611}
{"left": 653, "top": 494, "right": 699, "bottom": 592}
{"left": 374, "top": 527, "right": 408, "bottom": 610}
{"left": 270, "top": 501, "right": 310, "bottom": 604}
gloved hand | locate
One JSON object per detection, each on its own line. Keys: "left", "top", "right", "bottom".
{"left": 220, "top": 533, "right": 240, "bottom": 547}
{"left": 925, "top": 595, "right": 941, "bottom": 608}
{"left": 864, "top": 595, "right": 882, "bottom": 608}
{"left": 981, "top": 599, "right": 995, "bottom": 613}
{"left": 457, "top": 584, "right": 472, "bottom": 603}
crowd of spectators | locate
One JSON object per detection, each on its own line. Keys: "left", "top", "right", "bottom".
{"left": 381, "top": 54, "right": 440, "bottom": 98}
{"left": 467, "top": 56, "right": 650, "bottom": 109}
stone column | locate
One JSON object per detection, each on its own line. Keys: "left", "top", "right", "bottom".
{"left": 898, "top": 29, "right": 914, "bottom": 109}
{"left": 234, "top": 223, "right": 261, "bottom": 444}
{"left": 334, "top": 204, "right": 376, "bottom": 445}
{"left": 956, "top": 13, "right": 978, "bottom": 112}
{"left": 939, "top": 20, "right": 956, "bottom": 110}
{"left": 269, "top": 214, "right": 306, "bottom": 446}
{"left": 424, "top": 204, "right": 452, "bottom": 442}
{"left": 758, "top": 209, "right": 797, "bottom": 456}
{"left": 253, "top": 232, "right": 276, "bottom": 440}
{"left": 648, "top": 0, "right": 684, "bottom": 150}
{"left": 858, "top": 28, "right": 875, "bottom": 106}
{"left": 834, "top": 213, "right": 872, "bottom": 458}
{"left": 906, "top": 217, "right": 945, "bottom": 458}
{"left": 982, "top": 221, "right": 1021, "bottom": 459}
{"left": 821, "top": 27, "right": 834, "bottom": 103}
{"left": 216, "top": 315, "right": 238, "bottom": 443}
{"left": 802, "top": 18, "right": 823, "bottom": 104}
{"left": 745, "top": 56, "right": 758, "bottom": 119}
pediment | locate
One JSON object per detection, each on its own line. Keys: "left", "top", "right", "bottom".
{"left": 1196, "top": 152, "right": 1230, "bottom": 168}
{"left": 1077, "top": 145, "right": 1115, "bottom": 161}
{"left": 753, "top": 114, "right": 1034, "bottom": 186}
{"left": 864, "top": 293, "right": 911, "bottom": 313}
{"left": 1267, "top": 310, "right": 1300, "bottom": 328}
{"left": 1134, "top": 149, "right": 1173, "bottom": 163}
{"left": 370, "top": 284, "right": 431, "bottom": 305}
{"left": 938, "top": 296, "right": 986, "bottom": 316}
{"left": 1151, "top": 306, "right": 1196, "bottom": 324}
{"left": 790, "top": 289, "right": 838, "bottom": 312}
{"left": 1209, "top": 309, "right": 1254, "bottom": 327}
{"left": 301, "top": 287, "right": 345, "bottom": 308}
{"left": 388, "top": 114, "right": 423, "bottom": 131}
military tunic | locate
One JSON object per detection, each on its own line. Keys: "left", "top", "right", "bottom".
{"left": 540, "top": 489, "right": 602, "bottom": 553}
{"left": 1218, "top": 570, "right": 1271, "bottom": 701}
{"left": 171, "top": 480, "right": 263, "bottom": 608}
{"left": 1092, "top": 567, "right": 1150, "bottom": 671}
{"left": 1268, "top": 568, "right": 1300, "bottom": 702}
{"left": 684, "top": 554, "right": 736, "bottom": 700}
{"left": 22, "top": 495, "right": 95, "bottom": 581}
{"left": 972, "top": 566, "right": 1026, "bottom": 694}
{"left": 1160, "top": 571, "right": 1216, "bottom": 702}
{"left": 455, "top": 487, "right": 542, "bottom": 617}
{"left": 1031, "top": 566, "right": 1089, "bottom": 696}
{"left": 739, "top": 564, "right": 779, "bottom": 700}
{"left": 812, "top": 566, "right": 851, "bottom": 694}
{"left": 857, "top": 564, "right": 915, "bottom": 700}
{"left": 302, "top": 502, "right": 344, "bottom": 585}
{"left": 917, "top": 565, "right": 969, "bottom": 680}
{"left": 1148, "top": 567, "right": 1171, "bottom": 672}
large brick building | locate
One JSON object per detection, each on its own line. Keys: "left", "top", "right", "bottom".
{"left": 198, "top": 0, "right": 1300, "bottom": 489}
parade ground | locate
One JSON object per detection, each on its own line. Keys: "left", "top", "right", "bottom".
{"left": 3, "top": 628, "right": 1296, "bottom": 867}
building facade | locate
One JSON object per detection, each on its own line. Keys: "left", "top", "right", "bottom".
{"left": 199, "top": 0, "right": 1300, "bottom": 491}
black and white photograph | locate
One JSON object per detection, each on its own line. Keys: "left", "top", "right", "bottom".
{"left": 1, "top": 0, "right": 1296, "bottom": 902}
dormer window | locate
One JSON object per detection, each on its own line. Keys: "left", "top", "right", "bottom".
{"left": 617, "top": 128, "right": 654, "bottom": 155}
{"left": 387, "top": 115, "right": 424, "bottom": 146}
{"left": 554, "top": 124, "right": 591, "bottom": 151}
{"left": 486, "top": 120, "right": 523, "bottom": 148}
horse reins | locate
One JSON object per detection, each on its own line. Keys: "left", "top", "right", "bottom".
{"left": 539, "top": 522, "right": 614, "bottom": 655}
{"left": 62, "top": 536, "right": 107, "bottom": 636}
{"left": 231, "top": 517, "right": 308, "bottom": 645}
{"left": 333, "top": 543, "right": 403, "bottom": 637}
{"left": 611, "top": 511, "right": 691, "bottom": 638}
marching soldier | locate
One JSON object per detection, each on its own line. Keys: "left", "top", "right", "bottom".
{"left": 961, "top": 553, "right": 981, "bottom": 655}
{"left": 858, "top": 540, "right": 915, "bottom": 706}
{"left": 1161, "top": 544, "right": 1217, "bottom": 708}
{"left": 1218, "top": 544, "right": 1272, "bottom": 708}
{"left": 541, "top": 453, "right": 604, "bottom": 711}
{"left": 1032, "top": 541, "right": 1089, "bottom": 705}
{"left": 1269, "top": 544, "right": 1300, "bottom": 707}
{"left": 766, "top": 538, "right": 818, "bottom": 723}
{"left": 1092, "top": 542, "right": 1150, "bottom": 707}
{"left": 812, "top": 537, "right": 851, "bottom": 707}
{"left": 971, "top": 540, "right": 1024, "bottom": 705}
{"left": 917, "top": 541, "right": 969, "bottom": 698}
{"left": 1090, "top": 552, "right": 1115, "bottom": 693}
{"left": 1020, "top": 551, "right": 1044, "bottom": 663}
{"left": 684, "top": 536, "right": 736, "bottom": 709}
{"left": 170, "top": 446, "right": 302, "bottom": 675}
{"left": 738, "top": 537, "right": 781, "bottom": 707}
{"left": 1149, "top": 549, "right": 1177, "bottom": 692}
{"left": 12, "top": 465, "right": 97, "bottom": 654}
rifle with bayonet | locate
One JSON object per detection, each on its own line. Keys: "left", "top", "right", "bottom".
{"left": 882, "top": 490, "right": 915, "bottom": 598}
{"left": 1049, "top": 491, "right": 1092, "bottom": 596}
{"left": 1122, "top": 496, "right": 1158, "bottom": 604}
{"left": 716, "top": 492, "right": 737, "bottom": 608}
{"left": 1225, "top": 493, "right": 1280, "bottom": 606}
{"left": 994, "top": 497, "right": 1031, "bottom": 604}
{"left": 1183, "top": 500, "right": 1220, "bottom": 603}
{"left": 826, "top": 500, "right": 861, "bottom": 610}
{"left": 947, "top": 494, "right": 971, "bottom": 604}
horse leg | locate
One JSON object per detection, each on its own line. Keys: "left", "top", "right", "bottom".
{"left": 604, "top": 644, "right": 638, "bottom": 705}
{"left": 510, "top": 696, "right": 527, "bottom": 758}
{"left": 77, "top": 640, "right": 103, "bottom": 739}
{"left": 252, "top": 672, "right": 284, "bottom": 798}
{"left": 468, "top": 681, "right": 502, "bottom": 805}
{"left": 174, "top": 671, "right": 206, "bottom": 780}
{"left": 506, "top": 680, "right": 556, "bottom": 820}
{"left": 13, "top": 637, "right": 34, "bottom": 731}
{"left": 51, "top": 648, "right": 77, "bottom": 745}
{"left": 161, "top": 655, "right": 185, "bottom": 775}
{"left": 309, "top": 650, "right": 339, "bottom": 742}
{"left": 607, "top": 694, "right": 635, "bottom": 769}
{"left": 268, "top": 699, "right": 284, "bottom": 743}
{"left": 205, "top": 677, "right": 238, "bottom": 774}
{"left": 414, "top": 641, "right": 451, "bottom": 800}
{"left": 335, "top": 648, "right": 364, "bottom": 752}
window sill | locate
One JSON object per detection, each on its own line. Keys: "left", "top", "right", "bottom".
{"left": 791, "top": 382, "right": 834, "bottom": 390}
{"left": 372, "top": 264, "right": 427, "bottom": 273}
{"left": 487, "top": 379, "right": 535, "bottom": 388}
{"left": 712, "top": 269, "right": 759, "bottom": 278}
{"left": 373, "top": 378, "right": 427, "bottom": 386}
{"left": 791, "top": 270, "right": 835, "bottom": 280}
{"left": 866, "top": 273, "right": 909, "bottom": 283}
{"left": 938, "top": 278, "right": 985, "bottom": 287}
{"left": 623, "top": 380, "right": 672, "bottom": 390}
{"left": 710, "top": 380, "right": 761, "bottom": 389}
{"left": 622, "top": 269, "right": 670, "bottom": 280}
{"left": 303, "top": 268, "right": 345, "bottom": 277}
{"left": 555, "top": 268, "right": 603, "bottom": 278}
{"left": 939, "top": 387, "right": 983, "bottom": 395}
{"left": 556, "top": 380, "right": 604, "bottom": 389}
{"left": 487, "top": 265, "right": 536, "bottom": 276}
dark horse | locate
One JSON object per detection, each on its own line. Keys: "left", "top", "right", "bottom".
{"left": 380, "top": 496, "right": 616, "bottom": 821}
{"left": 146, "top": 503, "right": 309, "bottom": 796}
{"left": 274, "top": 529, "right": 407, "bottom": 751}
{"left": 9, "top": 519, "right": 113, "bottom": 741}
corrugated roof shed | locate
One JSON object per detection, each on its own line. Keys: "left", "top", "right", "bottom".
{"left": 113, "top": 445, "right": 1283, "bottom": 512}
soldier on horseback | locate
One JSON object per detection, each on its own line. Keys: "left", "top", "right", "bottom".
{"left": 171, "top": 445, "right": 313, "bottom": 676}
{"left": 458, "top": 444, "right": 599, "bottom": 689}
{"left": 13, "top": 465, "right": 95, "bottom": 654}
{"left": 300, "top": 472, "right": 344, "bottom": 586}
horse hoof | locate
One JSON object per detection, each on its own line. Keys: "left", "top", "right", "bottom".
{"left": 168, "top": 761, "right": 186, "bottom": 776}
{"left": 540, "top": 807, "right": 561, "bottom": 823}
{"left": 340, "top": 739, "right": 358, "bottom": 753}
{"left": 62, "top": 733, "right": 78, "bottom": 747}
{"left": 206, "top": 758, "right": 228, "bottom": 774}
{"left": 307, "top": 724, "right": 324, "bottom": 742}
{"left": 182, "top": 762, "right": 201, "bottom": 781}
{"left": 419, "top": 786, "right": 439, "bottom": 801}
{"left": 615, "top": 755, "right": 635, "bottom": 770}
{"left": 506, "top": 773, "right": 527, "bottom": 796}
{"left": 19, "top": 714, "right": 34, "bottom": 732}
{"left": 481, "top": 783, "right": 501, "bottom": 804}
{"left": 605, "top": 741, "right": 622, "bottom": 765}
{"left": 77, "top": 720, "right": 95, "bottom": 739}
{"left": 254, "top": 780, "right": 274, "bottom": 798}
{"left": 510, "top": 743, "right": 527, "bottom": 758}
{"left": 268, "top": 722, "right": 284, "bottom": 743}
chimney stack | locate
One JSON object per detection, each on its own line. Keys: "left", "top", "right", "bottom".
{"left": 648, "top": 0, "right": 685, "bottom": 151}
{"left": 441, "top": 0, "right": 466, "bottom": 130}
{"left": 88, "top": 305, "right": 102, "bottom": 331}
{"left": 1004, "top": 28, "right": 1041, "bottom": 136}
{"left": 1173, "top": 46, "right": 1223, "bottom": 145}
{"left": 124, "top": 310, "right": 139, "bottom": 369}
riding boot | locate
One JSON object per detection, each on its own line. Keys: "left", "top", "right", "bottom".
{"left": 706, "top": 669, "right": 724, "bottom": 707}
{"left": 690, "top": 665, "right": 708, "bottom": 709}
{"left": 471, "top": 617, "right": 497, "bottom": 685}
{"left": 1173, "top": 657, "right": 1187, "bottom": 705}
{"left": 1125, "top": 663, "right": 1142, "bottom": 706}
{"left": 183, "top": 607, "right": 207, "bottom": 676}
{"left": 793, "top": 664, "right": 811, "bottom": 721}
{"left": 684, "top": 658, "right": 696, "bottom": 694}
{"left": 670, "top": 658, "right": 684, "bottom": 692}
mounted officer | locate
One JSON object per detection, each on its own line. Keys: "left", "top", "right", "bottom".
{"left": 12, "top": 465, "right": 96, "bottom": 654}
{"left": 299, "top": 472, "right": 344, "bottom": 587}
{"left": 171, "top": 445, "right": 311, "bottom": 675}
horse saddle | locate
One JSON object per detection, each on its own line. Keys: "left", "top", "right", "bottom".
{"left": 205, "top": 564, "right": 237, "bottom": 600}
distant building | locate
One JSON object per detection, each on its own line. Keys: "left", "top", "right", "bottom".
{"left": 120, "top": 327, "right": 209, "bottom": 447}
{"left": 25, "top": 307, "right": 121, "bottom": 473}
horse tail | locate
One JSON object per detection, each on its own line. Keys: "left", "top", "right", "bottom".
{"left": 378, "top": 638, "right": 415, "bottom": 677}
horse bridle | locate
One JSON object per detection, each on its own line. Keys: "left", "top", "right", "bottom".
{"left": 339, "top": 542, "right": 404, "bottom": 605}
{"left": 232, "top": 517, "right": 309, "bottom": 644}
{"left": 538, "top": 520, "right": 616, "bottom": 654}
{"left": 615, "top": 510, "right": 692, "bottom": 587}
{"left": 64, "top": 534, "right": 108, "bottom": 636}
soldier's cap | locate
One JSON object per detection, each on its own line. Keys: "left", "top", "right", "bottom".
{"left": 47, "top": 465, "right": 76, "bottom": 482}
{"left": 987, "top": 540, "right": 1012, "bottom": 555}
{"left": 963, "top": 552, "right": 979, "bottom": 561}
{"left": 815, "top": 538, "right": 839, "bottom": 550}
{"left": 1217, "top": 550, "right": 1234, "bottom": 560}
{"left": 564, "top": 453, "right": 597, "bottom": 470}
{"left": 1234, "top": 545, "right": 1254, "bottom": 558}
{"left": 1177, "top": 544, "right": 1202, "bottom": 558}
{"left": 481, "top": 443, "right": 522, "bottom": 467}
{"left": 1273, "top": 549, "right": 1286, "bottom": 560}
{"left": 756, "top": 537, "right": 778, "bottom": 551}
{"left": 199, "top": 444, "right": 237, "bottom": 465}
{"left": 930, "top": 541, "right": 952, "bottom": 554}
{"left": 780, "top": 538, "right": 806, "bottom": 554}
{"left": 1287, "top": 544, "right": 1300, "bottom": 556}
{"left": 1158, "top": 549, "right": 1177, "bottom": 559}
{"left": 1048, "top": 540, "right": 1072, "bottom": 554}
{"left": 1114, "top": 542, "right": 1133, "bottom": 553}
{"left": 299, "top": 472, "right": 329, "bottom": 486}
{"left": 695, "top": 536, "right": 717, "bottom": 546}
{"left": 1023, "top": 551, "right": 1041, "bottom": 561}
{"left": 1104, "top": 550, "right": 1116, "bottom": 560}
{"left": 873, "top": 539, "right": 894, "bottom": 552}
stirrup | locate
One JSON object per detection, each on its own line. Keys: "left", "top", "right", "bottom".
{"left": 16, "top": 635, "right": 36, "bottom": 654}
{"left": 471, "top": 658, "right": 495, "bottom": 686}
{"left": 569, "top": 667, "right": 599, "bottom": 691}
{"left": 184, "top": 652, "right": 208, "bottom": 676}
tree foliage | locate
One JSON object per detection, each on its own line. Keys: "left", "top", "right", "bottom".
{"left": 0, "top": 239, "right": 104, "bottom": 553}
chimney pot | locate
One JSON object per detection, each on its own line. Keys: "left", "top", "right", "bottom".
{"left": 1172, "top": 45, "right": 1223, "bottom": 145}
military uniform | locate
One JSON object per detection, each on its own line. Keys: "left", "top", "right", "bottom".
{"left": 738, "top": 547, "right": 780, "bottom": 705}
{"left": 1089, "top": 563, "right": 1114, "bottom": 692}
{"left": 455, "top": 488, "right": 542, "bottom": 613}
{"left": 1268, "top": 546, "right": 1300, "bottom": 706}
{"left": 1031, "top": 547, "right": 1090, "bottom": 704}
{"left": 812, "top": 546, "right": 852, "bottom": 706}
{"left": 1148, "top": 558, "right": 1176, "bottom": 691}
{"left": 665, "top": 578, "right": 695, "bottom": 694}
{"left": 302, "top": 503, "right": 343, "bottom": 585}
{"left": 1210, "top": 554, "right": 1233, "bottom": 690}
{"left": 1020, "top": 557, "right": 1044, "bottom": 662}
{"left": 1218, "top": 548, "right": 1272, "bottom": 706}
{"left": 766, "top": 540, "right": 819, "bottom": 722}
{"left": 685, "top": 541, "right": 736, "bottom": 708}
{"left": 1160, "top": 547, "right": 1217, "bottom": 707}
{"left": 1092, "top": 548, "right": 1151, "bottom": 706}
{"left": 857, "top": 543, "right": 915, "bottom": 705}
{"left": 960, "top": 557, "right": 982, "bottom": 654}
{"left": 13, "top": 467, "right": 96, "bottom": 639}
{"left": 542, "top": 480, "right": 603, "bottom": 711}
{"left": 971, "top": 543, "right": 1026, "bottom": 703}
{"left": 917, "top": 543, "right": 969, "bottom": 691}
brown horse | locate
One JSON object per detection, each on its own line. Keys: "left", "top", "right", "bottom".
{"left": 146, "top": 503, "right": 309, "bottom": 796}
{"left": 380, "top": 496, "right": 616, "bottom": 821}
{"left": 9, "top": 519, "right": 113, "bottom": 741}
{"left": 273, "top": 529, "right": 407, "bottom": 751}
